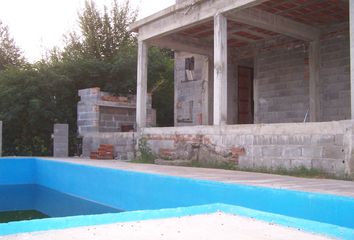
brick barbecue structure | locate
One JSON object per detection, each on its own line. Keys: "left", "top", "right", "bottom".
{"left": 82, "top": 0, "right": 354, "bottom": 177}
{"left": 77, "top": 88, "right": 156, "bottom": 159}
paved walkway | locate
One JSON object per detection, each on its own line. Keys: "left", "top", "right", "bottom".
{"left": 44, "top": 157, "right": 354, "bottom": 198}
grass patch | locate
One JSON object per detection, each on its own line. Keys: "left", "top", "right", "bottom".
{"left": 237, "top": 166, "right": 353, "bottom": 180}
{"left": 131, "top": 137, "right": 155, "bottom": 164}
{"left": 188, "top": 161, "right": 354, "bottom": 181}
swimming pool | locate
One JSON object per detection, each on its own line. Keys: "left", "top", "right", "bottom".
{"left": 0, "top": 158, "right": 353, "bottom": 239}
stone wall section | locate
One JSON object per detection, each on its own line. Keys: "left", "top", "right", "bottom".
{"left": 141, "top": 120, "right": 354, "bottom": 177}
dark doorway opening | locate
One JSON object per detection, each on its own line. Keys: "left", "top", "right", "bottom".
{"left": 238, "top": 66, "right": 254, "bottom": 124}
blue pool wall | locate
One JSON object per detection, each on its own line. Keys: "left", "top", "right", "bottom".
{"left": 1, "top": 158, "right": 354, "bottom": 230}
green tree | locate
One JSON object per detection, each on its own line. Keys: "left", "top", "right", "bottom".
{"left": 0, "top": 0, "right": 174, "bottom": 157}
{"left": 61, "top": 0, "right": 137, "bottom": 61}
{"left": 0, "top": 20, "right": 25, "bottom": 70}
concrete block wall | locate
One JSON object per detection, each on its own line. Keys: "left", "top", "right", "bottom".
{"left": 253, "top": 23, "right": 350, "bottom": 123}
{"left": 320, "top": 23, "right": 350, "bottom": 121}
{"left": 141, "top": 120, "right": 354, "bottom": 177}
{"left": 78, "top": 88, "right": 156, "bottom": 136}
{"left": 254, "top": 38, "right": 309, "bottom": 123}
{"left": 53, "top": 124, "right": 69, "bottom": 158}
{"left": 99, "top": 107, "right": 136, "bottom": 132}
{"left": 174, "top": 52, "right": 209, "bottom": 126}
{"left": 82, "top": 132, "right": 136, "bottom": 160}
{"left": 78, "top": 88, "right": 101, "bottom": 135}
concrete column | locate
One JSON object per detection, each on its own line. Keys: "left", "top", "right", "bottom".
{"left": 136, "top": 40, "right": 148, "bottom": 129}
{"left": 350, "top": 1, "right": 354, "bottom": 119}
{"left": 0, "top": 121, "right": 2, "bottom": 157}
{"left": 213, "top": 13, "right": 228, "bottom": 125}
{"left": 309, "top": 40, "right": 320, "bottom": 122}
{"left": 53, "top": 124, "right": 69, "bottom": 158}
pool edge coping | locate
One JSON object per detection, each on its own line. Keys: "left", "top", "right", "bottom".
{"left": 0, "top": 203, "right": 353, "bottom": 239}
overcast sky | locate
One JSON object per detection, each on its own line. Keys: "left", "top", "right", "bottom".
{"left": 0, "top": 0, "right": 175, "bottom": 62}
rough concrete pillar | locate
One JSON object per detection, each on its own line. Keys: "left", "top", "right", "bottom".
{"left": 351, "top": 1, "right": 354, "bottom": 119}
{"left": 53, "top": 124, "right": 69, "bottom": 158}
{"left": 136, "top": 40, "right": 148, "bottom": 130}
{"left": 0, "top": 121, "right": 2, "bottom": 157}
{"left": 213, "top": 13, "right": 228, "bottom": 125}
{"left": 309, "top": 40, "right": 320, "bottom": 122}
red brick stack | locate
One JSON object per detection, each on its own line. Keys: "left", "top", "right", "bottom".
{"left": 90, "top": 144, "right": 115, "bottom": 160}
{"left": 101, "top": 95, "right": 128, "bottom": 103}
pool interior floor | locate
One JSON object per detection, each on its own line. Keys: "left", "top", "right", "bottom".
{"left": 0, "top": 210, "right": 48, "bottom": 223}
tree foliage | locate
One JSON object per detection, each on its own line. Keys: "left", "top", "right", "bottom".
{"left": 0, "top": 20, "right": 24, "bottom": 70}
{"left": 0, "top": 0, "right": 174, "bottom": 156}
{"left": 61, "top": 0, "right": 137, "bottom": 61}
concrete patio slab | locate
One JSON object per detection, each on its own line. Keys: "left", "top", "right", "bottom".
{"left": 43, "top": 157, "right": 354, "bottom": 197}
{"left": 1, "top": 212, "right": 333, "bottom": 240}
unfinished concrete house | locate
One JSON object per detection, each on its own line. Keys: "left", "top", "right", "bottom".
{"left": 83, "top": 0, "right": 353, "bottom": 177}
{"left": 127, "top": 0, "right": 354, "bottom": 177}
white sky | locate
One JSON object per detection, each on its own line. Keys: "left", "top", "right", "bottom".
{"left": 0, "top": 0, "right": 175, "bottom": 62}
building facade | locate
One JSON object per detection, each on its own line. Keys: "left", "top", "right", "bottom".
{"left": 118, "top": 0, "right": 353, "bottom": 176}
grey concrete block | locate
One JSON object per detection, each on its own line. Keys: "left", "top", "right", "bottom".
{"left": 282, "top": 147, "right": 301, "bottom": 158}
{"left": 302, "top": 147, "right": 323, "bottom": 158}
{"left": 291, "top": 159, "right": 312, "bottom": 169}
{"left": 255, "top": 135, "right": 288, "bottom": 145}
{"left": 262, "top": 146, "right": 282, "bottom": 157}
{"left": 289, "top": 135, "right": 311, "bottom": 145}
{"left": 252, "top": 146, "right": 262, "bottom": 157}
{"left": 311, "top": 135, "right": 335, "bottom": 145}
{"left": 238, "top": 156, "right": 254, "bottom": 168}
{"left": 78, "top": 113, "right": 99, "bottom": 120}
{"left": 334, "top": 134, "right": 344, "bottom": 146}
{"left": 323, "top": 146, "right": 345, "bottom": 159}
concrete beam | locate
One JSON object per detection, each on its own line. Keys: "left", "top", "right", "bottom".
{"left": 226, "top": 8, "right": 321, "bottom": 41}
{"left": 136, "top": 0, "right": 268, "bottom": 41}
{"left": 136, "top": 41, "right": 148, "bottom": 129}
{"left": 213, "top": 14, "right": 228, "bottom": 125}
{"left": 149, "top": 34, "right": 213, "bottom": 56}
{"left": 309, "top": 40, "right": 320, "bottom": 122}
{"left": 351, "top": 0, "right": 354, "bottom": 119}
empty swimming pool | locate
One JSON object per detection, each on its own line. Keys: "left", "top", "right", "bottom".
{"left": 0, "top": 158, "right": 353, "bottom": 239}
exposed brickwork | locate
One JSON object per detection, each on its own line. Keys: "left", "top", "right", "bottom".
{"left": 83, "top": 132, "right": 135, "bottom": 160}
{"left": 90, "top": 144, "right": 114, "bottom": 160}
{"left": 142, "top": 121, "right": 354, "bottom": 176}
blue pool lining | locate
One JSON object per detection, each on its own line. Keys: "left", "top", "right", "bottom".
{"left": 38, "top": 157, "right": 354, "bottom": 201}
{"left": 1, "top": 157, "right": 354, "bottom": 239}
{"left": 1, "top": 203, "right": 353, "bottom": 239}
